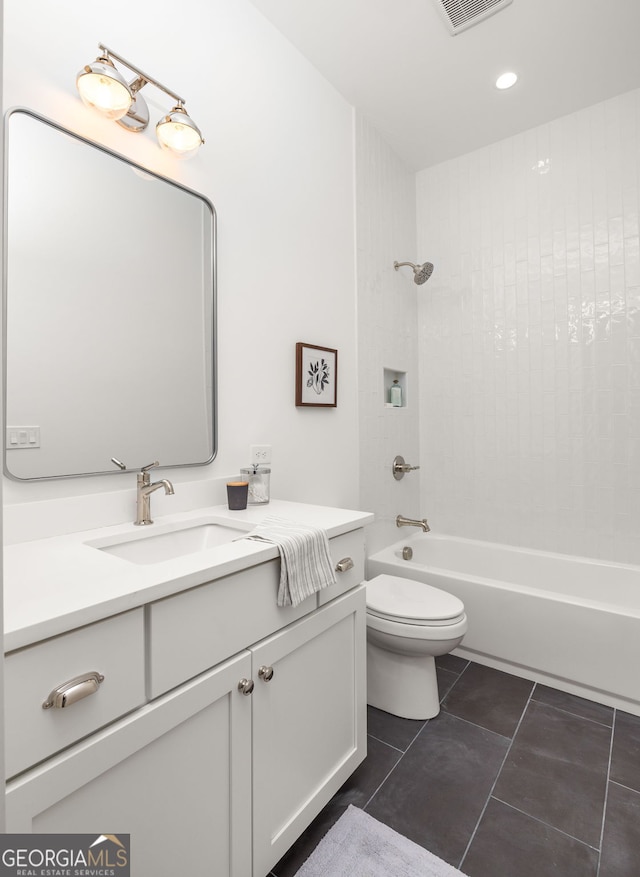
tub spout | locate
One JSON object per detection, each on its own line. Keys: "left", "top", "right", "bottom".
{"left": 396, "top": 515, "right": 430, "bottom": 533}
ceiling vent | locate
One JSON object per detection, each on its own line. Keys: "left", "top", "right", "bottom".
{"left": 432, "top": 0, "right": 513, "bottom": 35}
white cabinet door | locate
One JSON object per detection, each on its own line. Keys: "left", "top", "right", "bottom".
{"left": 6, "top": 652, "right": 253, "bottom": 877}
{"left": 251, "top": 585, "right": 367, "bottom": 877}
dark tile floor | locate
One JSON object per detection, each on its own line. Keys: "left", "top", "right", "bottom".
{"left": 268, "top": 656, "right": 640, "bottom": 877}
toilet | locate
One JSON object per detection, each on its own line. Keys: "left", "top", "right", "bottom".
{"left": 366, "top": 574, "right": 468, "bottom": 720}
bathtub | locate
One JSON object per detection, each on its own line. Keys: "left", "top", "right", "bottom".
{"left": 367, "top": 533, "right": 640, "bottom": 716}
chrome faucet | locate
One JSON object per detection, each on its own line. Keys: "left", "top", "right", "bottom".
{"left": 396, "top": 514, "right": 430, "bottom": 533}
{"left": 135, "top": 461, "right": 174, "bottom": 526}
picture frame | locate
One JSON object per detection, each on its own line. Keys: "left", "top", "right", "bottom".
{"left": 295, "top": 342, "right": 338, "bottom": 407}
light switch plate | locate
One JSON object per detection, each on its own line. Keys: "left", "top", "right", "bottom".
{"left": 6, "top": 426, "right": 41, "bottom": 449}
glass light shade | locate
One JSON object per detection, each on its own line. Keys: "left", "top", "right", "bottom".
{"left": 156, "top": 106, "right": 203, "bottom": 159}
{"left": 76, "top": 60, "right": 132, "bottom": 121}
{"left": 495, "top": 71, "right": 518, "bottom": 90}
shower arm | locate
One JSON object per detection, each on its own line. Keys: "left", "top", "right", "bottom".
{"left": 394, "top": 259, "right": 434, "bottom": 285}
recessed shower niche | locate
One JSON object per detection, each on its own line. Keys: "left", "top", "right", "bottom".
{"left": 383, "top": 369, "right": 407, "bottom": 409}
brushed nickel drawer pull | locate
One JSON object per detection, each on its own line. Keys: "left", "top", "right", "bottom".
{"left": 237, "top": 678, "right": 254, "bottom": 696}
{"left": 42, "top": 671, "right": 105, "bottom": 710}
{"left": 335, "top": 557, "right": 354, "bottom": 573}
{"left": 258, "top": 665, "right": 274, "bottom": 682}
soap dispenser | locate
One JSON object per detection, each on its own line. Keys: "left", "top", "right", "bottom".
{"left": 390, "top": 380, "right": 402, "bottom": 407}
{"left": 240, "top": 464, "right": 271, "bottom": 504}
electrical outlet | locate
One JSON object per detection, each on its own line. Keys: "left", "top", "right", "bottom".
{"left": 250, "top": 444, "right": 272, "bottom": 465}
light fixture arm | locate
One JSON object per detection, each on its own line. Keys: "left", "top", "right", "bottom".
{"left": 98, "top": 44, "right": 185, "bottom": 105}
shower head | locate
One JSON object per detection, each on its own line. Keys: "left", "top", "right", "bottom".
{"left": 394, "top": 260, "right": 434, "bottom": 285}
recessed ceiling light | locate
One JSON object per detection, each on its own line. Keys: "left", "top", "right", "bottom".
{"left": 496, "top": 71, "right": 518, "bottom": 90}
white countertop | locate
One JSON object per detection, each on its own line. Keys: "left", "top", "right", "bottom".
{"left": 4, "top": 500, "right": 374, "bottom": 652}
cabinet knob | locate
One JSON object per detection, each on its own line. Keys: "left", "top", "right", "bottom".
{"left": 237, "top": 678, "right": 254, "bottom": 696}
{"left": 335, "top": 557, "right": 354, "bottom": 573}
{"left": 42, "top": 671, "right": 105, "bottom": 710}
{"left": 258, "top": 665, "right": 274, "bottom": 682}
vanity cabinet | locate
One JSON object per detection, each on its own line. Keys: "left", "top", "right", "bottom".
{"left": 5, "top": 528, "right": 367, "bottom": 877}
{"left": 148, "top": 555, "right": 312, "bottom": 699}
{"left": 6, "top": 652, "right": 253, "bottom": 876}
{"left": 5, "top": 607, "right": 146, "bottom": 778}
{"left": 251, "top": 587, "right": 366, "bottom": 875}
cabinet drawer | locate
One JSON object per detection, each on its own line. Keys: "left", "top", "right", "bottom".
{"left": 5, "top": 608, "right": 145, "bottom": 779}
{"left": 148, "top": 559, "right": 313, "bottom": 698}
{"left": 318, "top": 529, "right": 365, "bottom": 605}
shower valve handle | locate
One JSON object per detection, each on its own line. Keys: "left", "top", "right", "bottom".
{"left": 393, "top": 455, "right": 420, "bottom": 480}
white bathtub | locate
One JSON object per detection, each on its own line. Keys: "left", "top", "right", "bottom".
{"left": 367, "top": 534, "right": 640, "bottom": 715}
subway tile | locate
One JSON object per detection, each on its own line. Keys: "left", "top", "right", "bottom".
{"left": 414, "top": 93, "right": 640, "bottom": 561}
{"left": 609, "top": 217, "right": 625, "bottom": 264}
{"left": 611, "top": 534, "right": 640, "bottom": 564}
{"left": 626, "top": 236, "right": 640, "bottom": 286}
{"left": 623, "top": 193, "right": 639, "bottom": 239}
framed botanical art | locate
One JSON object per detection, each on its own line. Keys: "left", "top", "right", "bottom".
{"left": 295, "top": 342, "right": 338, "bottom": 407}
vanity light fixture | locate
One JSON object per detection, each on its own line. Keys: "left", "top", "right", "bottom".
{"left": 156, "top": 105, "right": 204, "bottom": 158}
{"left": 495, "top": 71, "right": 518, "bottom": 90}
{"left": 76, "top": 44, "right": 204, "bottom": 159}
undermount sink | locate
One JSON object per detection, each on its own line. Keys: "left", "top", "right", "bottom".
{"left": 87, "top": 520, "right": 248, "bottom": 565}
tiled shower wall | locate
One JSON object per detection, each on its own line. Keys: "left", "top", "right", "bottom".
{"left": 416, "top": 88, "right": 640, "bottom": 563}
{"left": 355, "top": 114, "right": 420, "bottom": 554}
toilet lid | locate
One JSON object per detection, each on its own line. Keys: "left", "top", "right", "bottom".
{"left": 366, "top": 574, "right": 465, "bottom": 626}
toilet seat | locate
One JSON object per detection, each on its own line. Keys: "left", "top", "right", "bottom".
{"left": 366, "top": 574, "right": 465, "bottom": 627}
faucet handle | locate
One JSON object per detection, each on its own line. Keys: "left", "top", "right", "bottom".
{"left": 392, "top": 455, "right": 420, "bottom": 480}
{"left": 140, "top": 461, "right": 160, "bottom": 472}
{"left": 111, "top": 457, "right": 127, "bottom": 470}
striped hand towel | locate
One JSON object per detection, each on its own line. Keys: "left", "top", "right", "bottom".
{"left": 244, "top": 516, "right": 337, "bottom": 607}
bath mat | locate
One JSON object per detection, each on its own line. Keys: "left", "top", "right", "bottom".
{"left": 294, "top": 805, "right": 469, "bottom": 877}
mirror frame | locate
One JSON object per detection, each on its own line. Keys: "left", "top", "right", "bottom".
{"left": 3, "top": 107, "right": 217, "bottom": 481}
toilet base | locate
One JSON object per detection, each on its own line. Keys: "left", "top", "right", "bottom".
{"left": 367, "top": 640, "right": 441, "bottom": 720}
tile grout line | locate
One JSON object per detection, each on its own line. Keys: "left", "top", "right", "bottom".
{"left": 596, "top": 708, "right": 617, "bottom": 877}
{"left": 438, "top": 708, "right": 512, "bottom": 741}
{"left": 608, "top": 777, "right": 640, "bottom": 794}
{"left": 362, "top": 719, "right": 431, "bottom": 810}
{"left": 364, "top": 662, "right": 470, "bottom": 812}
{"left": 366, "top": 731, "right": 416, "bottom": 755}
{"left": 457, "top": 682, "right": 536, "bottom": 871}
{"left": 491, "top": 795, "right": 600, "bottom": 852}
{"left": 451, "top": 659, "right": 471, "bottom": 680}
{"left": 529, "top": 695, "right": 614, "bottom": 729}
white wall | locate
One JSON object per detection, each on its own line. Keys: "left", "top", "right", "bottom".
{"left": 0, "top": 0, "right": 6, "bottom": 829}
{"left": 2, "top": 0, "right": 360, "bottom": 525}
{"left": 355, "top": 114, "right": 419, "bottom": 553}
{"left": 417, "top": 88, "right": 640, "bottom": 564}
